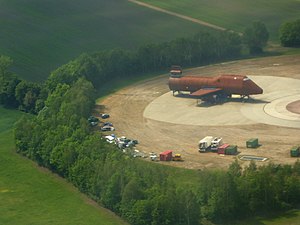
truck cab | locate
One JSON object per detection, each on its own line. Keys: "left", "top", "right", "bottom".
{"left": 170, "top": 65, "right": 182, "bottom": 78}
{"left": 198, "top": 136, "right": 214, "bottom": 152}
{"left": 211, "top": 137, "right": 223, "bottom": 151}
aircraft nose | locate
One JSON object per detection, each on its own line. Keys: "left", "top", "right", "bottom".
{"left": 249, "top": 80, "right": 263, "bottom": 94}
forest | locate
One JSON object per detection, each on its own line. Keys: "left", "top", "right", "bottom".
{"left": 2, "top": 28, "right": 300, "bottom": 224}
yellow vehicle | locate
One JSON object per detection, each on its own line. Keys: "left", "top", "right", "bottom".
{"left": 172, "top": 154, "right": 183, "bottom": 161}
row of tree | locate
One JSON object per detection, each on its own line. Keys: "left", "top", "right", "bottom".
{"left": 46, "top": 30, "right": 243, "bottom": 90}
{"left": 2, "top": 22, "right": 271, "bottom": 113}
{"left": 0, "top": 56, "right": 46, "bottom": 113}
{"left": 280, "top": 19, "right": 300, "bottom": 47}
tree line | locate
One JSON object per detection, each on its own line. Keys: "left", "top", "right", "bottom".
{"left": 1, "top": 30, "right": 244, "bottom": 114}
{"left": 1, "top": 24, "right": 300, "bottom": 224}
{"left": 46, "top": 30, "right": 242, "bottom": 90}
{"left": 1, "top": 24, "right": 272, "bottom": 113}
{"left": 280, "top": 19, "right": 300, "bottom": 47}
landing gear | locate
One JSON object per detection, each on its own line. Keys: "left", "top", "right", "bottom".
{"left": 240, "top": 95, "right": 251, "bottom": 102}
{"left": 172, "top": 90, "right": 182, "bottom": 96}
{"left": 198, "top": 93, "right": 229, "bottom": 105}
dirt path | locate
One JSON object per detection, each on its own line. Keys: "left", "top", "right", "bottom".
{"left": 97, "top": 55, "right": 300, "bottom": 170}
{"left": 128, "top": 0, "right": 229, "bottom": 32}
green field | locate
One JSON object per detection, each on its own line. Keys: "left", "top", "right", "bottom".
{"left": 1, "top": 0, "right": 299, "bottom": 81}
{"left": 0, "top": 0, "right": 210, "bottom": 81}
{"left": 139, "top": 0, "right": 300, "bottom": 42}
{"left": 0, "top": 107, "right": 127, "bottom": 225}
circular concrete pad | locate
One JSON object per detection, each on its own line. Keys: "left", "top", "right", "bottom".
{"left": 144, "top": 76, "right": 300, "bottom": 128}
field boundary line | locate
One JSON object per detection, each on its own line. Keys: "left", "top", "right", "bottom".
{"left": 128, "top": 0, "right": 227, "bottom": 31}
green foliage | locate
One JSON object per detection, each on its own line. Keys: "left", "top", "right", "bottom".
{"left": 15, "top": 80, "right": 45, "bottom": 113}
{"left": 0, "top": 55, "right": 46, "bottom": 112}
{"left": 0, "top": 73, "right": 20, "bottom": 108}
{"left": 48, "top": 30, "right": 242, "bottom": 90}
{"left": 0, "top": 56, "right": 21, "bottom": 108}
{"left": 243, "top": 21, "right": 269, "bottom": 54}
{"left": 280, "top": 19, "right": 300, "bottom": 47}
{"left": 0, "top": 55, "right": 13, "bottom": 76}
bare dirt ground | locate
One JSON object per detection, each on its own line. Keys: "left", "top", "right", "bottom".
{"left": 97, "top": 55, "right": 300, "bottom": 170}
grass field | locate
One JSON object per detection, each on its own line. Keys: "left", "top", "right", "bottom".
{"left": 139, "top": 0, "right": 300, "bottom": 42}
{"left": 0, "top": 0, "right": 211, "bottom": 81}
{"left": 0, "top": 107, "right": 127, "bottom": 225}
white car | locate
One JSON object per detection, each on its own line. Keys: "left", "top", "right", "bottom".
{"left": 104, "top": 135, "right": 115, "bottom": 144}
{"left": 101, "top": 126, "right": 115, "bottom": 131}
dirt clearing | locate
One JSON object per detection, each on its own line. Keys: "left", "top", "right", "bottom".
{"left": 97, "top": 55, "right": 300, "bottom": 170}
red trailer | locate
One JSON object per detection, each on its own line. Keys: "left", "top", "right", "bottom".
{"left": 218, "top": 144, "right": 229, "bottom": 154}
{"left": 160, "top": 150, "right": 173, "bottom": 161}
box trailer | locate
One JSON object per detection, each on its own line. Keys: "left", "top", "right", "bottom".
{"left": 225, "top": 145, "right": 238, "bottom": 155}
{"left": 246, "top": 138, "right": 259, "bottom": 148}
{"left": 160, "top": 150, "right": 173, "bottom": 161}
{"left": 290, "top": 146, "right": 299, "bottom": 157}
{"left": 218, "top": 144, "right": 229, "bottom": 154}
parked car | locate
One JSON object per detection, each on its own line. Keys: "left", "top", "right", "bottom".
{"left": 103, "top": 122, "right": 113, "bottom": 127}
{"left": 101, "top": 126, "right": 115, "bottom": 131}
{"left": 88, "top": 116, "right": 99, "bottom": 123}
{"left": 90, "top": 121, "right": 98, "bottom": 126}
{"left": 132, "top": 140, "right": 139, "bottom": 145}
{"left": 104, "top": 135, "right": 115, "bottom": 144}
{"left": 100, "top": 113, "right": 110, "bottom": 119}
{"left": 150, "top": 152, "right": 158, "bottom": 161}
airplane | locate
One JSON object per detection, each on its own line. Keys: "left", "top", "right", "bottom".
{"left": 168, "top": 72, "right": 263, "bottom": 103}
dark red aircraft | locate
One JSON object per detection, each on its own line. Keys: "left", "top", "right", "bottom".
{"left": 168, "top": 72, "right": 263, "bottom": 102}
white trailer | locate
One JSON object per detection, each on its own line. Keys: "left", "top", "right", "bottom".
{"left": 198, "top": 136, "right": 214, "bottom": 152}
{"left": 211, "top": 137, "right": 223, "bottom": 151}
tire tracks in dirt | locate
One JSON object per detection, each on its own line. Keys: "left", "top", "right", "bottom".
{"left": 128, "top": 0, "right": 235, "bottom": 33}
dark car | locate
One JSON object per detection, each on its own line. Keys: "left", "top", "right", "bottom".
{"left": 90, "top": 121, "right": 98, "bottom": 126}
{"left": 103, "top": 122, "right": 113, "bottom": 127}
{"left": 88, "top": 116, "right": 99, "bottom": 123}
{"left": 100, "top": 113, "right": 110, "bottom": 119}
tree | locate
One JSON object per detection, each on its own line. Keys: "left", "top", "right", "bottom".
{"left": 0, "top": 73, "right": 21, "bottom": 108}
{"left": 0, "top": 55, "right": 13, "bottom": 76}
{"left": 0, "top": 55, "right": 21, "bottom": 108}
{"left": 15, "top": 80, "right": 43, "bottom": 113}
{"left": 243, "top": 21, "right": 269, "bottom": 54}
{"left": 279, "top": 19, "right": 300, "bottom": 47}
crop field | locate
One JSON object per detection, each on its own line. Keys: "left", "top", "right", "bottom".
{"left": 0, "top": 0, "right": 211, "bottom": 82}
{"left": 0, "top": 107, "right": 127, "bottom": 225}
{"left": 138, "top": 0, "right": 300, "bottom": 41}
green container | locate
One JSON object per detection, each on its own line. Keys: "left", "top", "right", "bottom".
{"left": 246, "top": 138, "right": 259, "bottom": 148}
{"left": 290, "top": 146, "right": 299, "bottom": 157}
{"left": 225, "top": 145, "right": 237, "bottom": 155}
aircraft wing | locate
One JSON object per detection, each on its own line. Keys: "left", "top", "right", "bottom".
{"left": 190, "top": 88, "right": 223, "bottom": 97}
